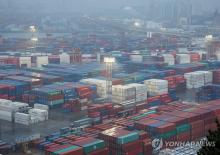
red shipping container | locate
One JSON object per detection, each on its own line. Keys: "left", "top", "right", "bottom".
{"left": 165, "top": 110, "right": 201, "bottom": 123}
{"left": 112, "top": 79, "right": 123, "bottom": 85}
{"left": 190, "top": 120, "right": 204, "bottom": 129}
{"left": 142, "top": 139, "right": 153, "bottom": 155}
{"left": 155, "top": 122, "right": 176, "bottom": 133}
{"left": 70, "top": 53, "right": 82, "bottom": 63}
{"left": 191, "top": 127, "right": 205, "bottom": 141}
{"left": 213, "top": 70, "right": 220, "bottom": 84}
{"left": 54, "top": 138, "right": 68, "bottom": 143}
{"left": 160, "top": 94, "right": 172, "bottom": 103}
{"left": 190, "top": 53, "right": 200, "bottom": 62}
{"left": 164, "top": 77, "right": 176, "bottom": 89}
{"left": 74, "top": 137, "right": 88, "bottom": 141}
{"left": 0, "top": 58, "right": 8, "bottom": 64}
{"left": 70, "top": 137, "right": 97, "bottom": 146}
{"left": 175, "top": 75, "right": 186, "bottom": 84}
{"left": 45, "top": 144, "right": 71, "bottom": 155}
{"left": 134, "top": 118, "right": 158, "bottom": 131}
{"left": 44, "top": 143, "right": 59, "bottom": 150}
{"left": 149, "top": 113, "right": 187, "bottom": 126}
{"left": 216, "top": 114, "right": 220, "bottom": 122}
{"left": 188, "top": 108, "right": 215, "bottom": 120}
{"left": 147, "top": 96, "right": 160, "bottom": 103}
{"left": 135, "top": 102, "right": 148, "bottom": 112}
{"left": 122, "top": 140, "right": 142, "bottom": 152}
{"left": 88, "top": 112, "right": 101, "bottom": 118}
{"left": 88, "top": 147, "right": 109, "bottom": 155}
{"left": 111, "top": 105, "right": 123, "bottom": 115}
{"left": 46, "top": 143, "right": 61, "bottom": 149}
{"left": 0, "top": 94, "right": 8, "bottom": 99}
{"left": 58, "top": 147, "right": 83, "bottom": 155}
{"left": 6, "top": 57, "right": 20, "bottom": 66}
{"left": 176, "top": 131, "right": 190, "bottom": 142}
{"left": 125, "top": 146, "right": 143, "bottom": 155}
{"left": 204, "top": 117, "right": 216, "bottom": 125}
{"left": 48, "top": 94, "right": 64, "bottom": 100}
{"left": 199, "top": 103, "right": 220, "bottom": 116}
{"left": 65, "top": 135, "right": 79, "bottom": 141}
{"left": 139, "top": 132, "right": 149, "bottom": 140}
{"left": 205, "top": 123, "right": 217, "bottom": 135}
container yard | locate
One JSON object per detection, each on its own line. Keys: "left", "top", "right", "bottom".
{"left": 1, "top": 1, "right": 220, "bottom": 155}
{"left": 1, "top": 49, "right": 220, "bottom": 155}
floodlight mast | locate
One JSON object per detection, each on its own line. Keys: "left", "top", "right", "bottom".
{"left": 29, "top": 26, "right": 38, "bottom": 53}
{"left": 104, "top": 57, "right": 115, "bottom": 102}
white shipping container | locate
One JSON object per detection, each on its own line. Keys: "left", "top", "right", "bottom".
{"left": 80, "top": 78, "right": 108, "bottom": 98}
{"left": 196, "top": 71, "right": 213, "bottom": 84}
{"left": 126, "top": 83, "right": 148, "bottom": 102}
{"left": 162, "top": 54, "right": 175, "bottom": 65}
{"left": 184, "top": 71, "right": 213, "bottom": 89}
{"left": 60, "top": 53, "right": 70, "bottom": 64}
{"left": 0, "top": 101, "right": 28, "bottom": 112}
{"left": 15, "top": 112, "right": 31, "bottom": 125}
{"left": 0, "top": 110, "right": 13, "bottom": 121}
{"left": 119, "top": 101, "right": 136, "bottom": 109}
{"left": 178, "top": 48, "right": 188, "bottom": 53}
{"left": 36, "top": 56, "right": 48, "bottom": 68}
{"left": 144, "top": 79, "right": 168, "bottom": 96}
{"left": 216, "top": 52, "right": 220, "bottom": 60}
{"left": 112, "top": 85, "right": 136, "bottom": 106}
{"left": 34, "top": 104, "right": 49, "bottom": 111}
{"left": 112, "top": 99, "right": 135, "bottom": 105}
{"left": 19, "top": 57, "right": 31, "bottom": 68}
{"left": 12, "top": 102, "right": 29, "bottom": 108}
{"left": 29, "top": 108, "right": 48, "bottom": 121}
{"left": 0, "top": 99, "right": 11, "bottom": 104}
{"left": 130, "top": 55, "right": 143, "bottom": 62}
{"left": 176, "top": 54, "right": 190, "bottom": 64}
{"left": 81, "top": 106, "right": 88, "bottom": 111}
{"left": 30, "top": 116, "right": 40, "bottom": 124}
{"left": 82, "top": 54, "right": 97, "bottom": 63}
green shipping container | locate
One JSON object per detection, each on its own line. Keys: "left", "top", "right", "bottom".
{"left": 117, "top": 132, "right": 139, "bottom": 144}
{"left": 176, "top": 124, "right": 191, "bottom": 134}
{"left": 83, "top": 139, "right": 105, "bottom": 154}
{"left": 123, "top": 79, "right": 134, "bottom": 84}
{"left": 159, "top": 130, "right": 176, "bottom": 139}
{"left": 53, "top": 145, "right": 80, "bottom": 155}
{"left": 199, "top": 62, "right": 209, "bottom": 69}
{"left": 61, "top": 133, "right": 71, "bottom": 137}
{"left": 131, "top": 110, "right": 156, "bottom": 121}
{"left": 49, "top": 99, "right": 64, "bottom": 106}
{"left": 47, "top": 90, "right": 62, "bottom": 96}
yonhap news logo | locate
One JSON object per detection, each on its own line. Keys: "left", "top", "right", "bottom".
{"left": 152, "top": 138, "right": 163, "bottom": 151}
{"left": 151, "top": 138, "right": 215, "bottom": 151}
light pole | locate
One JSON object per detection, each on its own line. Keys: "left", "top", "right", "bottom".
{"left": 104, "top": 57, "right": 115, "bottom": 102}
{"left": 29, "top": 26, "right": 38, "bottom": 54}
{"left": 29, "top": 26, "right": 36, "bottom": 33}
{"left": 205, "top": 35, "right": 213, "bottom": 59}
{"left": 31, "top": 37, "right": 38, "bottom": 54}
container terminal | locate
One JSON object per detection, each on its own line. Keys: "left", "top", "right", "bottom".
{"left": 1, "top": 1, "right": 220, "bottom": 155}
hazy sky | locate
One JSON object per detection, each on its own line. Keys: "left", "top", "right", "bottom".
{"left": 0, "top": 0, "right": 220, "bottom": 15}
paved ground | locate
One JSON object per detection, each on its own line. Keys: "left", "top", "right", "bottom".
{"left": 0, "top": 108, "right": 87, "bottom": 143}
